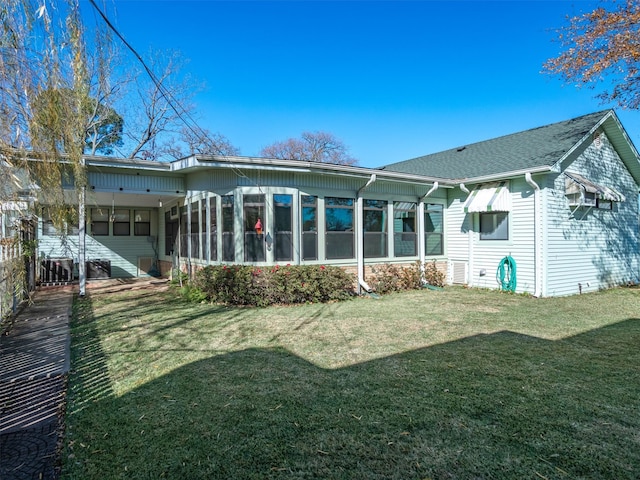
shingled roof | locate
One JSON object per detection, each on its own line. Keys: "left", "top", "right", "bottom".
{"left": 380, "top": 110, "right": 614, "bottom": 181}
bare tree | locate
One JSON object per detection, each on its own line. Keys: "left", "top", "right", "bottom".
{"left": 124, "top": 51, "right": 199, "bottom": 160}
{"left": 163, "top": 126, "right": 240, "bottom": 159}
{"left": 260, "top": 131, "right": 358, "bottom": 165}
{"left": 543, "top": 0, "right": 640, "bottom": 109}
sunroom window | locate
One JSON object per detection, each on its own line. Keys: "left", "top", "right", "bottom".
{"left": 301, "top": 195, "right": 317, "bottom": 261}
{"left": 363, "top": 199, "right": 387, "bottom": 258}
{"left": 244, "top": 194, "right": 265, "bottom": 262}
{"left": 425, "top": 203, "right": 443, "bottom": 255}
{"left": 222, "top": 195, "right": 234, "bottom": 262}
{"left": 325, "top": 197, "right": 354, "bottom": 259}
{"left": 394, "top": 201, "right": 416, "bottom": 257}
{"left": 274, "top": 194, "right": 293, "bottom": 261}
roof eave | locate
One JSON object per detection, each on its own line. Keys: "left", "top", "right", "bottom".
{"left": 175, "top": 154, "right": 456, "bottom": 188}
{"left": 458, "top": 165, "right": 555, "bottom": 185}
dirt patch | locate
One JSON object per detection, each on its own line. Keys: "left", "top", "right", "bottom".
{"left": 86, "top": 277, "right": 171, "bottom": 295}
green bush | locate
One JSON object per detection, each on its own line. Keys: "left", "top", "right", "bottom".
{"left": 371, "top": 260, "right": 445, "bottom": 294}
{"left": 189, "top": 264, "right": 355, "bottom": 307}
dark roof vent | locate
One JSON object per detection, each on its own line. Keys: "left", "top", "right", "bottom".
{"left": 456, "top": 146, "right": 467, "bottom": 152}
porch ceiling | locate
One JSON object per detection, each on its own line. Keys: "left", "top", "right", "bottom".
{"left": 85, "top": 190, "right": 182, "bottom": 209}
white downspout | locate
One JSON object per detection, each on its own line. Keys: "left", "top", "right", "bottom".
{"left": 357, "top": 174, "right": 376, "bottom": 293}
{"left": 419, "top": 182, "right": 439, "bottom": 272}
{"left": 525, "top": 172, "right": 542, "bottom": 297}
{"left": 459, "top": 183, "right": 473, "bottom": 286}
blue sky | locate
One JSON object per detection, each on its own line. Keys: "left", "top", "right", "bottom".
{"left": 86, "top": 0, "right": 639, "bottom": 168}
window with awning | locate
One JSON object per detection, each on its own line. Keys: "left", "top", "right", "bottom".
{"left": 463, "top": 181, "right": 511, "bottom": 213}
{"left": 564, "top": 171, "right": 625, "bottom": 208}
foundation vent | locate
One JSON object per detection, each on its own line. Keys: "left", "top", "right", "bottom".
{"left": 450, "top": 261, "right": 468, "bottom": 285}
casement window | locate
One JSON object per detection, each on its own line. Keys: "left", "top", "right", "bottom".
{"left": 134, "top": 210, "right": 151, "bottom": 236}
{"left": 222, "top": 195, "right": 235, "bottom": 262}
{"left": 179, "top": 205, "right": 188, "bottom": 255}
{"left": 190, "top": 201, "right": 200, "bottom": 259}
{"left": 394, "top": 201, "right": 417, "bottom": 257}
{"left": 301, "top": 195, "right": 317, "bottom": 261}
{"left": 164, "top": 211, "right": 179, "bottom": 256}
{"left": 209, "top": 197, "right": 217, "bottom": 261}
{"left": 363, "top": 199, "right": 387, "bottom": 258}
{"left": 244, "top": 194, "right": 265, "bottom": 262}
{"left": 91, "top": 209, "right": 109, "bottom": 236}
{"left": 200, "top": 200, "right": 207, "bottom": 260}
{"left": 479, "top": 212, "right": 509, "bottom": 241}
{"left": 325, "top": 197, "right": 354, "bottom": 259}
{"left": 424, "top": 203, "right": 443, "bottom": 255}
{"left": 274, "top": 194, "right": 293, "bottom": 261}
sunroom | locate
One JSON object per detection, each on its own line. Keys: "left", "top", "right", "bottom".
{"left": 159, "top": 155, "right": 453, "bottom": 290}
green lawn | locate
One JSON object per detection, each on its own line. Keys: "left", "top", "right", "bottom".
{"left": 63, "top": 283, "right": 640, "bottom": 479}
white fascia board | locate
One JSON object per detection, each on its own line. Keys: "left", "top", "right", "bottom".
{"left": 173, "top": 154, "right": 455, "bottom": 188}
{"left": 460, "top": 165, "right": 553, "bottom": 186}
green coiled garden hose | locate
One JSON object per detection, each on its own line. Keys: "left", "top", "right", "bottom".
{"left": 497, "top": 256, "right": 517, "bottom": 292}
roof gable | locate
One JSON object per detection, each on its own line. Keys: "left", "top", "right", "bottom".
{"left": 381, "top": 110, "right": 640, "bottom": 184}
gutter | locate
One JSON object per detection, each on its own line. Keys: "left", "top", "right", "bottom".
{"left": 357, "top": 174, "right": 377, "bottom": 294}
{"left": 460, "top": 165, "right": 553, "bottom": 185}
{"left": 177, "top": 154, "right": 455, "bottom": 187}
{"left": 418, "top": 182, "right": 439, "bottom": 272}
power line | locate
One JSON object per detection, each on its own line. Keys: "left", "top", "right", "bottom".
{"left": 87, "top": 0, "right": 213, "bottom": 155}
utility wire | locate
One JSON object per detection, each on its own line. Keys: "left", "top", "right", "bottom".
{"left": 86, "top": 0, "right": 291, "bottom": 257}
{"left": 87, "top": 0, "right": 214, "bottom": 154}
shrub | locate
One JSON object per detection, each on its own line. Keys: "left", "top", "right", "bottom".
{"left": 370, "top": 261, "right": 445, "bottom": 293}
{"left": 423, "top": 260, "right": 446, "bottom": 288}
{"left": 189, "top": 264, "right": 355, "bottom": 307}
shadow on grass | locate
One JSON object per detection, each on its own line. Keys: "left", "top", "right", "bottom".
{"left": 62, "top": 312, "right": 640, "bottom": 480}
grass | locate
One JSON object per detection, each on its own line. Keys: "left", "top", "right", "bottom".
{"left": 62, "top": 282, "right": 640, "bottom": 479}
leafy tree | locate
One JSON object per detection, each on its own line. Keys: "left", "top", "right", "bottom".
{"left": 31, "top": 88, "right": 124, "bottom": 156}
{"left": 543, "top": 0, "right": 640, "bottom": 109}
{"left": 260, "top": 131, "right": 358, "bottom": 166}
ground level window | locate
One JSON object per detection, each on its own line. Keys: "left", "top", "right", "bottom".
{"left": 274, "top": 194, "right": 293, "bottom": 261}
{"left": 222, "top": 195, "right": 235, "bottom": 262}
{"left": 325, "top": 197, "right": 354, "bottom": 259}
{"left": 190, "top": 201, "right": 200, "bottom": 259}
{"left": 425, "top": 203, "right": 443, "bottom": 255}
{"left": 301, "top": 195, "right": 317, "bottom": 260}
{"left": 394, "top": 201, "right": 416, "bottom": 257}
{"left": 179, "top": 205, "right": 188, "bottom": 256}
{"left": 244, "top": 194, "right": 265, "bottom": 262}
{"left": 479, "top": 212, "right": 509, "bottom": 240}
{"left": 364, "top": 199, "right": 387, "bottom": 258}
{"left": 209, "top": 196, "right": 217, "bottom": 261}
{"left": 164, "top": 211, "right": 178, "bottom": 256}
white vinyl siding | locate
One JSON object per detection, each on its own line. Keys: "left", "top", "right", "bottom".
{"left": 446, "top": 180, "right": 537, "bottom": 294}
{"left": 544, "top": 135, "right": 640, "bottom": 296}
{"left": 38, "top": 207, "right": 160, "bottom": 278}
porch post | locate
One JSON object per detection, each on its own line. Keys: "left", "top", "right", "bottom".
{"left": 78, "top": 185, "right": 86, "bottom": 296}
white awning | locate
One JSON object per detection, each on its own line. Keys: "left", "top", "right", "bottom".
{"left": 463, "top": 181, "right": 511, "bottom": 213}
{"left": 564, "top": 172, "right": 625, "bottom": 202}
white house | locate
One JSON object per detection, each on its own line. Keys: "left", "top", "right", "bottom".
{"left": 28, "top": 109, "right": 640, "bottom": 296}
